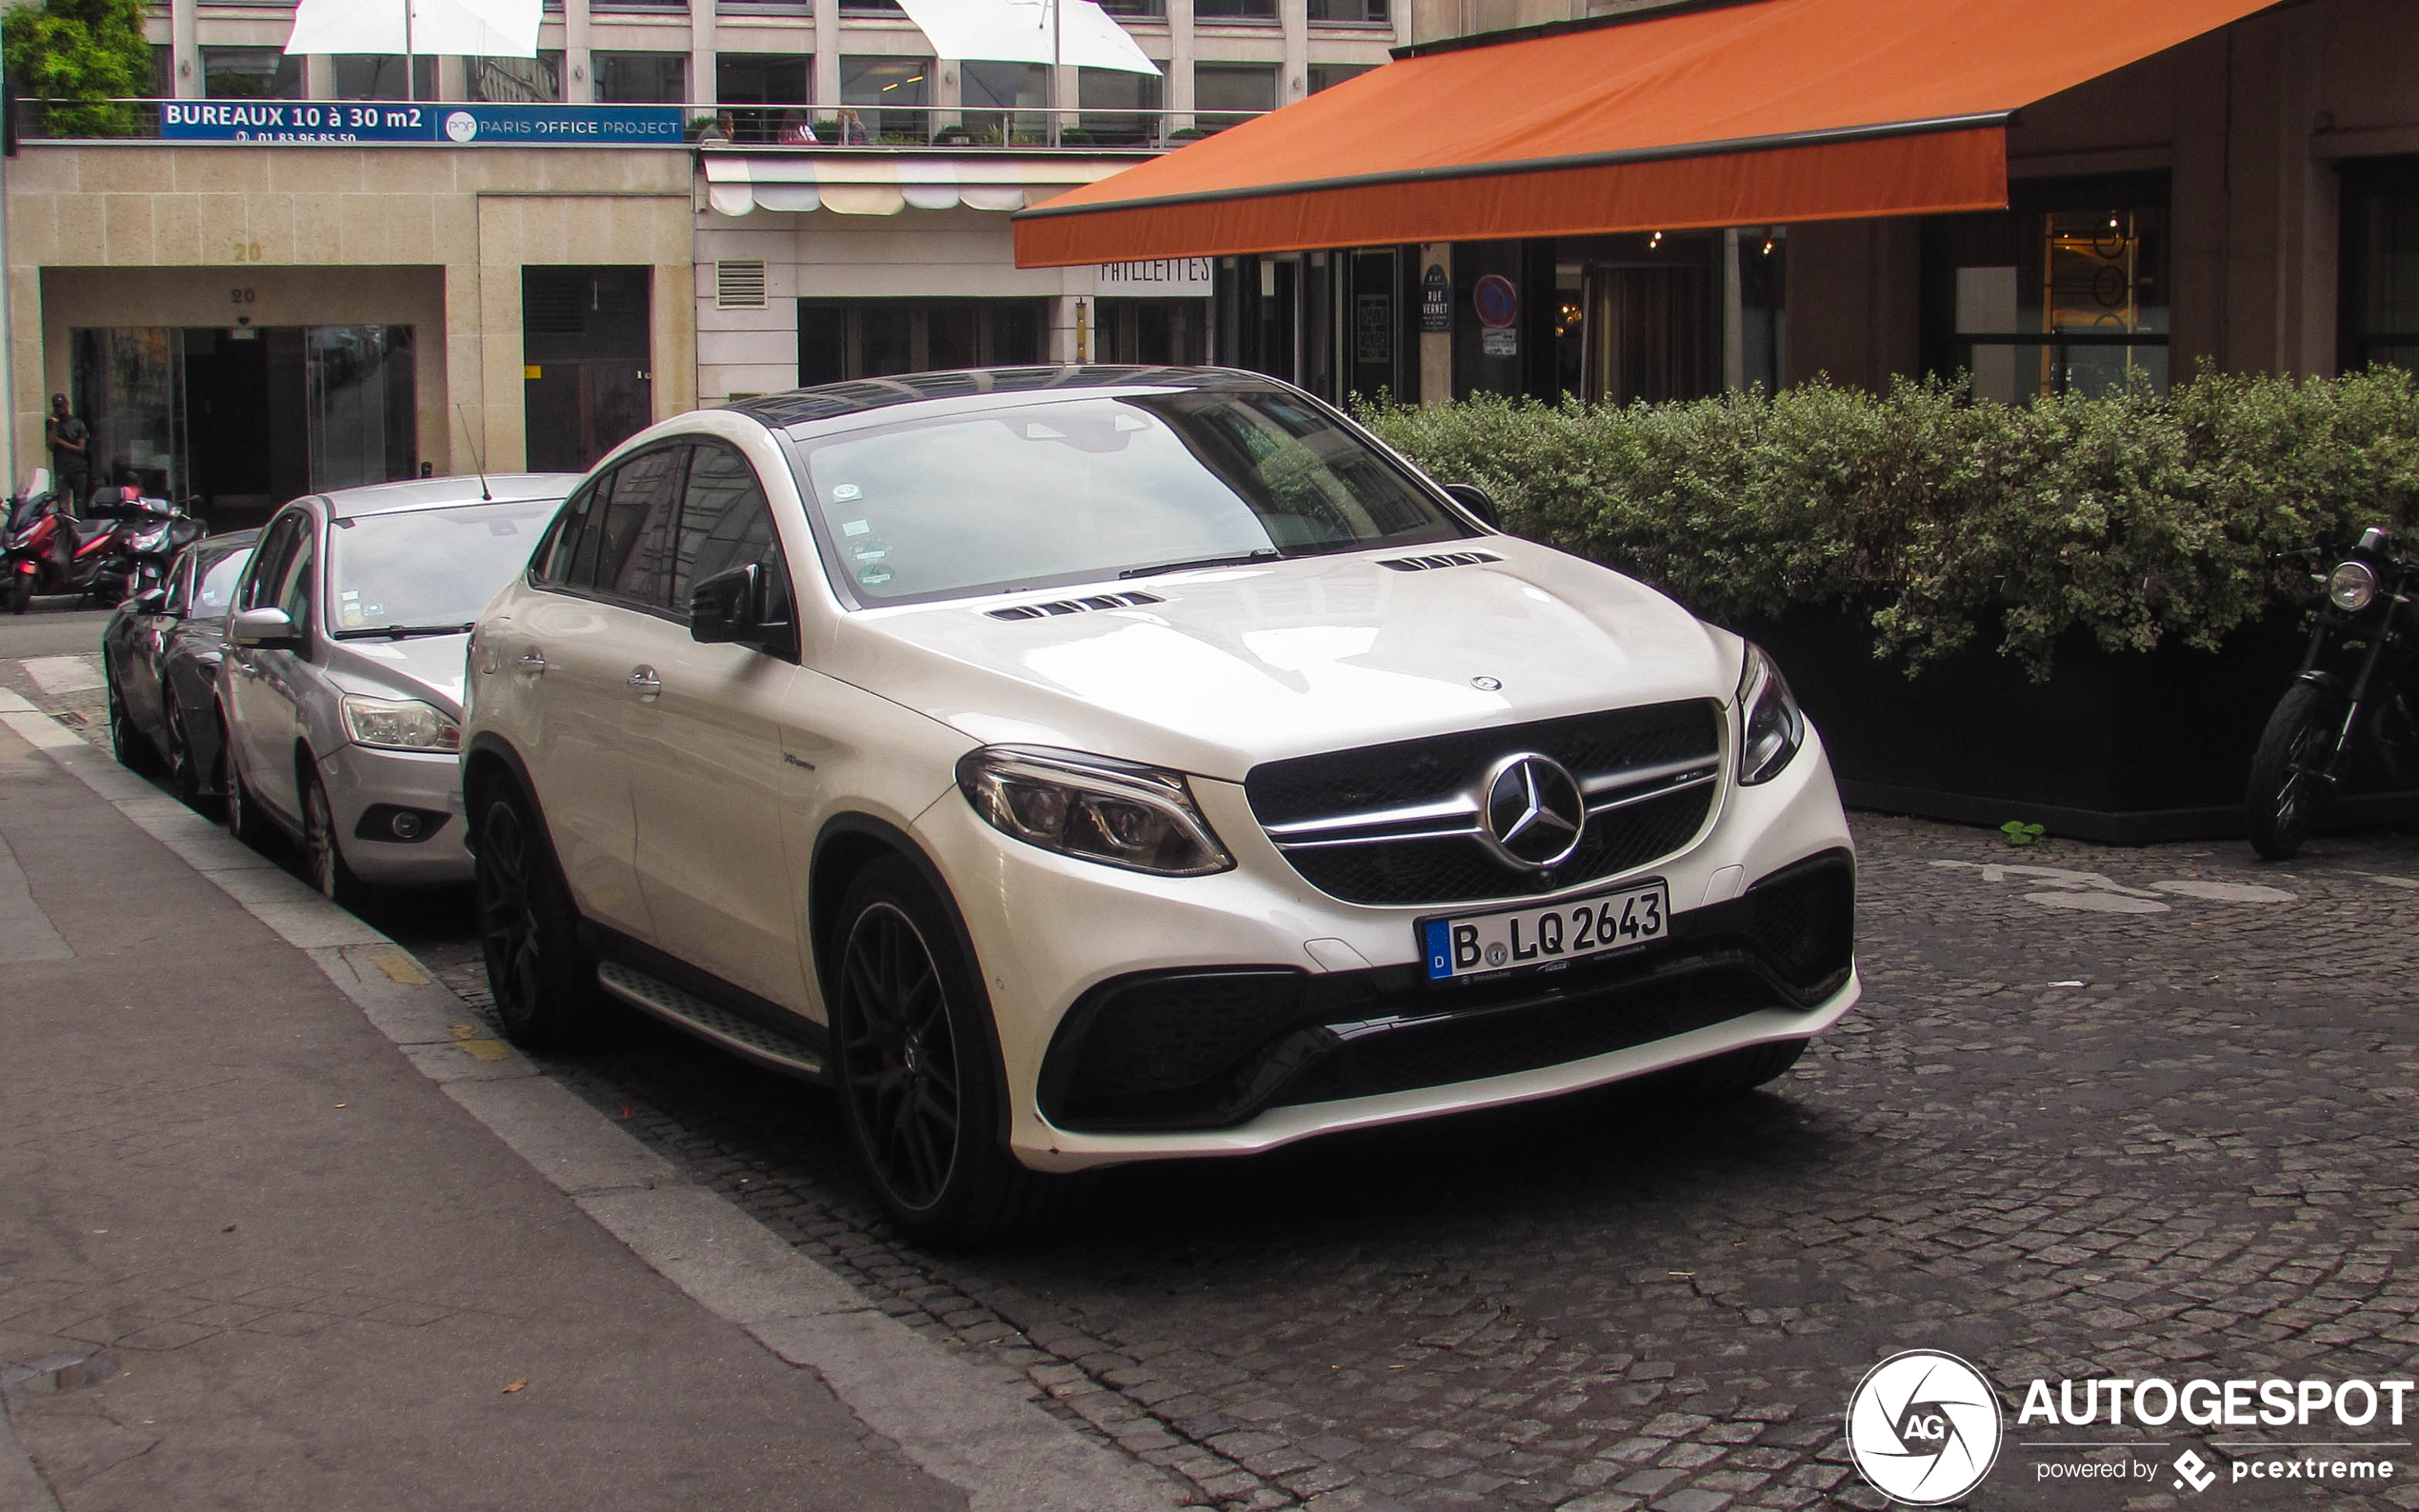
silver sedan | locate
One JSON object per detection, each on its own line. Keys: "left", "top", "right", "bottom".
{"left": 218, "top": 473, "right": 579, "bottom": 904}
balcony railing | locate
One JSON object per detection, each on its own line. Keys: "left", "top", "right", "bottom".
{"left": 12, "top": 98, "right": 1263, "bottom": 149}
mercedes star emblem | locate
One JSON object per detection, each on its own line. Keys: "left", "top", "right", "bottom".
{"left": 1470, "top": 675, "right": 1502, "bottom": 690}
{"left": 1478, "top": 751, "right": 1588, "bottom": 869}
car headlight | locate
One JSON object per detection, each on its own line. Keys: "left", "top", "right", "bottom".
{"left": 1737, "top": 643, "right": 1805, "bottom": 786}
{"left": 341, "top": 694, "right": 461, "bottom": 753}
{"left": 956, "top": 746, "right": 1232, "bottom": 877}
{"left": 2329, "top": 560, "right": 2379, "bottom": 612}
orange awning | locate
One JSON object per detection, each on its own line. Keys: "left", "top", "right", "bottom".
{"left": 1013, "top": 0, "right": 2277, "bottom": 267}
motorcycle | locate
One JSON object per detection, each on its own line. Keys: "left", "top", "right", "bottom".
{"left": 118, "top": 495, "right": 204, "bottom": 595}
{"left": 2, "top": 490, "right": 154, "bottom": 612}
{"left": 2245, "top": 525, "right": 2419, "bottom": 859}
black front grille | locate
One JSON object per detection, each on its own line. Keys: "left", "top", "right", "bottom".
{"left": 1037, "top": 849, "right": 1854, "bottom": 1133}
{"left": 1246, "top": 702, "right": 1723, "bottom": 906}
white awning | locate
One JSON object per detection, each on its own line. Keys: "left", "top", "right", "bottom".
{"left": 703, "top": 151, "right": 1138, "bottom": 217}
{"left": 284, "top": 0, "right": 539, "bottom": 57}
{"left": 891, "top": 0, "right": 1160, "bottom": 75}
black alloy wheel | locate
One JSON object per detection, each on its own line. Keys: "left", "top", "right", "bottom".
{"left": 830, "top": 857, "right": 1078, "bottom": 1247}
{"left": 221, "top": 713, "right": 276, "bottom": 851}
{"left": 106, "top": 674, "right": 157, "bottom": 776}
{"left": 300, "top": 769, "right": 367, "bottom": 910}
{"left": 164, "top": 700, "right": 200, "bottom": 805}
{"left": 2247, "top": 681, "right": 2340, "bottom": 862}
{"left": 474, "top": 788, "right": 595, "bottom": 1050}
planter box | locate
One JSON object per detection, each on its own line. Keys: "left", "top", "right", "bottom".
{"left": 1729, "top": 605, "right": 2419, "bottom": 844}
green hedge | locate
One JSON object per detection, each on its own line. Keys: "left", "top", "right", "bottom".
{"left": 1356, "top": 368, "right": 2419, "bottom": 678}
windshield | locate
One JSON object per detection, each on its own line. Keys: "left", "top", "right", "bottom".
{"left": 193, "top": 546, "right": 251, "bottom": 616}
{"left": 792, "top": 388, "right": 1471, "bottom": 606}
{"left": 327, "top": 497, "right": 562, "bottom": 636}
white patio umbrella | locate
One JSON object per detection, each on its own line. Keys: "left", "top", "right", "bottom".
{"left": 892, "top": 0, "right": 1162, "bottom": 75}
{"left": 283, "top": 0, "right": 541, "bottom": 101}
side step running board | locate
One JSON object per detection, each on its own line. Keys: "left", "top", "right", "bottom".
{"left": 595, "top": 960, "right": 827, "bottom": 1081}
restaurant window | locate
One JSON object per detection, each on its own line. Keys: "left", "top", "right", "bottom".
{"left": 1565, "top": 231, "right": 1718, "bottom": 407}
{"left": 202, "top": 48, "right": 302, "bottom": 100}
{"left": 1194, "top": 62, "right": 1276, "bottom": 129}
{"left": 593, "top": 50, "right": 687, "bottom": 104}
{"left": 798, "top": 300, "right": 1046, "bottom": 384}
{"left": 841, "top": 55, "right": 930, "bottom": 141}
{"left": 2340, "top": 159, "right": 2419, "bottom": 374}
{"left": 1923, "top": 173, "right": 2170, "bottom": 403}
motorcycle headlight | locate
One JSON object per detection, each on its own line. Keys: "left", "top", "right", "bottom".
{"left": 1737, "top": 643, "right": 1806, "bottom": 786}
{"left": 129, "top": 525, "right": 169, "bottom": 551}
{"left": 2329, "top": 560, "right": 2379, "bottom": 612}
{"left": 341, "top": 694, "right": 461, "bottom": 753}
{"left": 956, "top": 746, "right": 1232, "bottom": 877}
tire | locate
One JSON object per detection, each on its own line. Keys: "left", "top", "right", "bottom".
{"left": 4, "top": 573, "right": 28, "bottom": 614}
{"left": 222, "top": 715, "right": 277, "bottom": 852}
{"left": 1683, "top": 1038, "right": 1809, "bottom": 1099}
{"left": 2247, "top": 681, "right": 2342, "bottom": 862}
{"left": 300, "top": 767, "right": 370, "bottom": 911}
{"left": 829, "top": 857, "right": 1080, "bottom": 1247}
{"left": 473, "top": 786, "right": 598, "bottom": 1051}
{"left": 106, "top": 674, "right": 159, "bottom": 776}
{"left": 164, "top": 700, "right": 201, "bottom": 806}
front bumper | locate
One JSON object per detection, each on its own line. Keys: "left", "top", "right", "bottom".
{"left": 917, "top": 726, "right": 1860, "bottom": 1173}
{"left": 315, "top": 744, "right": 470, "bottom": 886}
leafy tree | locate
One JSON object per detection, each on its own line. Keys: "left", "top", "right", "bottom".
{"left": 4, "top": 0, "right": 150, "bottom": 137}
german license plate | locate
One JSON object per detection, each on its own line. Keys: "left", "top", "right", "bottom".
{"left": 1420, "top": 882, "right": 1670, "bottom": 981}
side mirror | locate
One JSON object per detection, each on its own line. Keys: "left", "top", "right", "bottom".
{"left": 229, "top": 606, "right": 302, "bottom": 650}
{"left": 690, "top": 562, "right": 793, "bottom": 655}
{"left": 1442, "top": 483, "right": 1500, "bottom": 529}
{"left": 130, "top": 587, "right": 170, "bottom": 616}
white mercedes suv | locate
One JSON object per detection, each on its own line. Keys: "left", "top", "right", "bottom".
{"left": 461, "top": 367, "right": 1858, "bottom": 1244}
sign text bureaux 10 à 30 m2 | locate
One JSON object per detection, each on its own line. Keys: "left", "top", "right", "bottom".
{"left": 160, "top": 102, "right": 687, "bottom": 147}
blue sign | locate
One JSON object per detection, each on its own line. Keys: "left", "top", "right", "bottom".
{"left": 160, "top": 100, "right": 686, "bottom": 147}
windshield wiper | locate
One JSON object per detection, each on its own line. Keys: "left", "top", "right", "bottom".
{"left": 1119, "top": 548, "right": 1283, "bottom": 580}
{"left": 334, "top": 622, "right": 475, "bottom": 641}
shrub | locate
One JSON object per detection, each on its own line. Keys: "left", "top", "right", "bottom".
{"left": 5, "top": 0, "right": 149, "bottom": 137}
{"left": 1357, "top": 368, "right": 2419, "bottom": 678}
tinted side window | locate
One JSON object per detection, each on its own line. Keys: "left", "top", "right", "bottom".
{"left": 535, "top": 480, "right": 602, "bottom": 587}
{"left": 568, "top": 468, "right": 618, "bottom": 589}
{"left": 672, "top": 444, "right": 784, "bottom": 610}
{"left": 275, "top": 531, "right": 315, "bottom": 626}
{"left": 594, "top": 448, "right": 687, "bottom": 608}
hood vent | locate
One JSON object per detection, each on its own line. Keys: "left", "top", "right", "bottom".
{"left": 1377, "top": 549, "right": 1503, "bottom": 572}
{"left": 987, "top": 590, "right": 1165, "bottom": 622}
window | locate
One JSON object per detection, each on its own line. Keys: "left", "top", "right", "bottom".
{"left": 961, "top": 61, "right": 1045, "bottom": 144}
{"left": 1308, "top": 0, "right": 1388, "bottom": 21}
{"left": 203, "top": 48, "right": 303, "bottom": 101}
{"left": 1095, "top": 0, "right": 1166, "bottom": 15}
{"left": 470, "top": 54, "right": 563, "bottom": 103}
{"left": 1079, "top": 67, "right": 1162, "bottom": 146}
{"left": 1307, "top": 63, "right": 1374, "bottom": 92}
{"left": 275, "top": 532, "right": 315, "bottom": 626}
{"left": 1194, "top": 0, "right": 1276, "bottom": 19}
{"left": 717, "top": 53, "right": 810, "bottom": 142}
{"left": 673, "top": 445, "right": 787, "bottom": 617}
{"left": 1193, "top": 63, "right": 1276, "bottom": 127}
{"left": 593, "top": 51, "right": 688, "bottom": 105}
{"left": 147, "top": 46, "right": 172, "bottom": 100}
{"left": 537, "top": 481, "right": 600, "bottom": 587}
{"left": 841, "top": 55, "right": 930, "bottom": 140}
{"left": 242, "top": 512, "right": 306, "bottom": 612}
{"left": 335, "top": 56, "right": 439, "bottom": 99}
{"left": 1923, "top": 174, "right": 2171, "bottom": 403}
{"left": 798, "top": 300, "right": 1047, "bottom": 384}
{"left": 2341, "top": 160, "right": 2419, "bottom": 374}
{"left": 587, "top": 448, "right": 688, "bottom": 607}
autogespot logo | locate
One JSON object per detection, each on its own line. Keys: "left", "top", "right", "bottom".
{"left": 1847, "top": 1350, "right": 2006, "bottom": 1505}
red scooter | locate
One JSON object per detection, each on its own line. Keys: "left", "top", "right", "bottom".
{"left": 4, "top": 490, "right": 143, "bottom": 613}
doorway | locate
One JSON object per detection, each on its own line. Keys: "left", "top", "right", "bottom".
{"left": 523, "top": 267, "right": 653, "bottom": 474}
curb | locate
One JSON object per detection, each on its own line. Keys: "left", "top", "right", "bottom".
{"left": 0, "top": 686, "right": 1187, "bottom": 1512}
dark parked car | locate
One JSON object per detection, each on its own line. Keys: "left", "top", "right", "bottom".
{"left": 102, "top": 530, "right": 259, "bottom": 801}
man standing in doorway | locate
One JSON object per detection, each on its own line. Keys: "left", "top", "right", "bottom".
{"left": 45, "top": 393, "right": 89, "bottom": 507}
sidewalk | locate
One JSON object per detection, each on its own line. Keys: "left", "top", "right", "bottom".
{"left": 0, "top": 708, "right": 1183, "bottom": 1512}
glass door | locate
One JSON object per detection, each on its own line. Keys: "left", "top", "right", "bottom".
{"left": 306, "top": 325, "right": 416, "bottom": 491}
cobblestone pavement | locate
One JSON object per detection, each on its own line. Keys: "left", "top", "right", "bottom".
{"left": 405, "top": 818, "right": 2419, "bottom": 1512}
{"left": 15, "top": 627, "right": 2419, "bottom": 1511}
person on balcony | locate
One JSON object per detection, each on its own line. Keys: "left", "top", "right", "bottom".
{"left": 837, "top": 109, "right": 870, "bottom": 146}
{"left": 778, "top": 109, "right": 819, "bottom": 144}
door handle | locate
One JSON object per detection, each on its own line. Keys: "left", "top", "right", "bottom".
{"left": 628, "top": 666, "right": 661, "bottom": 700}
{"left": 516, "top": 650, "right": 548, "bottom": 676}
